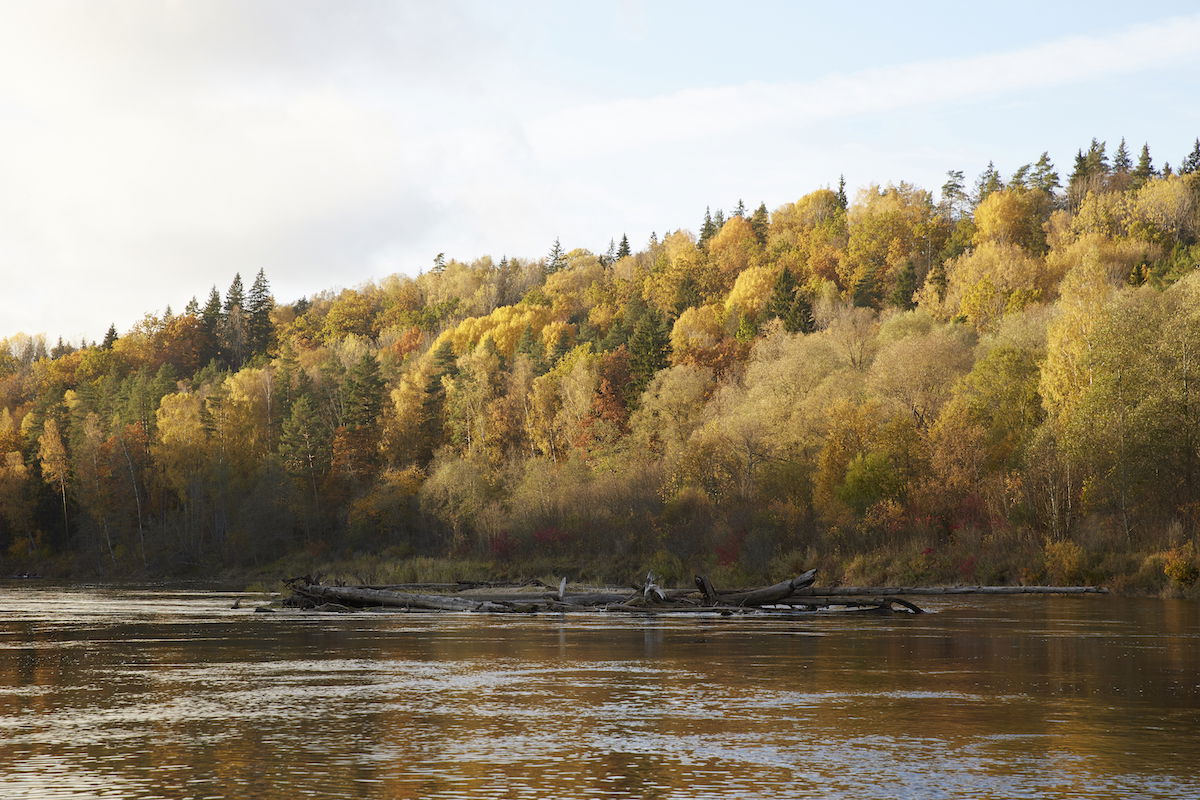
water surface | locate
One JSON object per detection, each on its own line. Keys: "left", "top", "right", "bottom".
{"left": 1, "top": 586, "right": 1197, "bottom": 799}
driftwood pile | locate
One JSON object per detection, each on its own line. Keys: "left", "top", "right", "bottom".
{"left": 282, "top": 569, "right": 935, "bottom": 616}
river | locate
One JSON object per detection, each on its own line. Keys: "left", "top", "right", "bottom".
{"left": 0, "top": 586, "right": 1197, "bottom": 799}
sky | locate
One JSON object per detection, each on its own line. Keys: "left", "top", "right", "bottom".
{"left": 2, "top": 0, "right": 1200, "bottom": 344}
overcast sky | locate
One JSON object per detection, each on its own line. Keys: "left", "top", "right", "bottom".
{"left": 3, "top": 0, "right": 1200, "bottom": 344}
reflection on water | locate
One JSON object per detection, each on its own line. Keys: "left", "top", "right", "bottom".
{"left": 0, "top": 587, "right": 1197, "bottom": 799}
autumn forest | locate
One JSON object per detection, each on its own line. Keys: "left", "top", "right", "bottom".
{"left": 4, "top": 137, "right": 1200, "bottom": 592}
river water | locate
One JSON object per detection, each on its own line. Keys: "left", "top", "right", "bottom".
{"left": 0, "top": 586, "right": 1196, "bottom": 800}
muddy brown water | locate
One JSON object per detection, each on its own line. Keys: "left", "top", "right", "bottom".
{"left": 0, "top": 586, "right": 1197, "bottom": 799}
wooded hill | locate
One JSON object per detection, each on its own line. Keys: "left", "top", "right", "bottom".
{"left": 3, "top": 137, "right": 1200, "bottom": 592}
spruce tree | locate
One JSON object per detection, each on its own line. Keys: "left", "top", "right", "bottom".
{"left": 246, "top": 268, "right": 273, "bottom": 357}
{"left": 1181, "top": 138, "right": 1200, "bottom": 175}
{"left": 627, "top": 313, "right": 670, "bottom": 403}
{"left": 101, "top": 324, "right": 118, "bottom": 350}
{"left": 432, "top": 253, "right": 446, "bottom": 274}
{"left": 765, "top": 268, "right": 815, "bottom": 333}
{"left": 889, "top": 261, "right": 919, "bottom": 310}
{"left": 1133, "top": 143, "right": 1155, "bottom": 187}
{"left": 1113, "top": 138, "right": 1132, "bottom": 173}
{"left": 545, "top": 238, "right": 566, "bottom": 274}
{"left": 733, "top": 199, "right": 746, "bottom": 218}
{"left": 343, "top": 353, "right": 384, "bottom": 430}
{"left": 749, "top": 202, "right": 769, "bottom": 244}
{"left": 184, "top": 296, "right": 200, "bottom": 316}
{"left": 223, "top": 273, "right": 244, "bottom": 315}
{"left": 836, "top": 175, "right": 848, "bottom": 209}
{"left": 617, "top": 234, "right": 630, "bottom": 259}
{"left": 699, "top": 206, "right": 716, "bottom": 245}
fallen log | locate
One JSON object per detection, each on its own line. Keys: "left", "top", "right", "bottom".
{"left": 696, "top": 568, "right": 818, "bottom": 606}
{"left": 294, "top": 584, "right": 515, "bottom": 613}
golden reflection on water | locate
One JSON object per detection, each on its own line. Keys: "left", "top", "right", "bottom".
{"left": 0, "top": 588, "right": 1197, "bottom": 799}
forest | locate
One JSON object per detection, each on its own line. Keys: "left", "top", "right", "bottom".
{"left": 3, "top": 136, "right": 1200, "bottom": 593}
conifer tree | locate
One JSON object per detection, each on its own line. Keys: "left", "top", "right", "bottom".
{"left": 749, "top": 202, "right": 769, "bottom": 244}
{"left": 1031, "top": 152, "right": 1060, "bottom": 195}
{"left": 836, "top": 175, "right": 848, "bottom": 209}
{"left": 1133, "top": 143, "right": 1156, "bottom": 187}
{"left": 223, "top": 273, "right": 244, "bottom": 315}
{"left": 889, "top": 261, "right": 919, "bottom": 310}
{"left": 246, "top": 269, "right": 273, "bottom": 357}
{"left": 184, "top": 297, "right": 200, "bottom": 315}
{"left": 545, "top": 239, "right": 566, "bottom": 274}
{"left": 733, "top": 199, "right": 746, "bottom": 218}
{"left": 765, "top": 268, "right": 815, "bottom": 333}
{"left": 940, "top": 170, "right": 968, "bottom": 220}
{"left": 627, "top": 313, "right": 670, "bottom": 403}
{"left": 974, "top": 161, "right": 1004, "bottom": 205}
{"left": 101, "top": 324, "right": 118, "bottom": 350}
{"left": 343, "top": 353, "right": 385, "bottom": 430}
{"left": 1181, "top": 138, "right": 1200, "bottom": 175}
{"left": 616, "top": 234, "right": 630, "bottom": 259}
{"left": 432, "top": 253, "right": 446, "bottom": 274}
{"left": 1113, "top": 138, "right": 1132, "bottom": 173}
{"left": 699, "top": 206, "right": 716, "bottom": 245}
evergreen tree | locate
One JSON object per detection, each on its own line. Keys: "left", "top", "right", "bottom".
{"left": 601, "top": 239, "right": 617, "bottom": 266}
{"left": 419, "top": 340, "right": 459, "bottom": 461}
{"left": 616, "top": 234, "right": 631, "bottom": 259}
{"left": 627, "top": 313, "right": 670, "bottom": 403}
{"left": 545, "top": 238, "right": 566, "bottom": 274}
{"left": 1008, "top": 164, "right": 1031, "bottom": 190}
{"left": 974, "top": 161, "right": 1004, "bottom": 205}
{"left": 1113, "top": 138, "right": 1132, "bottom": 173}
{"left": 712, "top": 208, "right": 726, "bottom": 231}
{"left": 765, "top": 268, "right": 815, "bottom": 333}
{"left": 279, "top": 394, "right": 329, "bottom": 508}
{"left": 889, "top": 261, "right": 919, "bottom": 310}
{"left": 733, "top": 199, "right": 746, "bottom": 218}
{"left": 343, "top": 353, "right": 385, "bottom": 430}
{"left": 749, "top": 202, "right": 769, "bottom": 244}
{"left": 184, "top": 296, "right": 200, "bottom": 315}
{"left": 246, "top": 268, "right": 273, "bottom": 357}
{"left": 699, "top": 206, "right": 716, "bottom": 245}
{"left": 1084, "top": 138, "right": 1109, "bottom": 175}
{"left": 673, "top": 274, "right": 701, "bottom": 314}
{"left": 1133, "top": 143, "right": 1156, "bottom": 187}
{"left": 940, "top": 170, "right": 968, "bottom": 220}
{"left": 432, "top": 253, "right": 446, "bottom": 274}
{"left": 223, "top": 273, "right": 244, "bottom": 315}
{"left": 101, "top": 324, "right": 118, "bottom": 351}
{"left": 1031, "top": 152, "right": 1060, "bottom": 195}
{"left": 1181, "top": 138, "right": 1200, "bottom": 175}
{"left": 836, "top": 175, "right": 848, "bottom": 209}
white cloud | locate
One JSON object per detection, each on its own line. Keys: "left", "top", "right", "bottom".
{"left": 526, "top": 14, "right": 1200, "bottom": 160}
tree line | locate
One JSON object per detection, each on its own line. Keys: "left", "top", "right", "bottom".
{"left": 3, "top": 136, "right": 1200, "bottom": 587}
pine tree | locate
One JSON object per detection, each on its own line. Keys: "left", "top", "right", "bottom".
{"left": 836, "top": 175, "right": 848, "bottom": 209}
{"left": 1009, "top": 164, "right": 1031, "bottom": 190}
{"left": 432, "top": 253, "right": 446, "bottom": 274}
{"left": 749, "top": 202, "right": 769, "bottom": 244}
{"left": 545, "top": 238, "right": 566, "bottom": 274}
{"left": 601, "top": 238, "right": 617, "bottom": 266}
{"left": 184, "top": 296, "right": 200, "bottom": 316}
{"left": 733, "top": 199, "right": 746, "bottom": 218}
{"left": 1113, "top": 138, "right": 1132, "bottom": 173}
{"left": 974, "top": 161, "right": 1004, "bottom": 205}
{"left": 1181, "top": 138, "right": 1200, "bottom": 175}
{"left": 1133, "top": 143, "right": 1156, "bottom": 187}
{"left": 279, "top": 394, "right": 329, "bottom": 507}
{"left": 940, "top": 170, "right": 968, "bottom": 220}
{"left": 101, "top": 324, "right": 118, "bottom": 350}
{"left": 712, "top": 208, "right": 726, "bottom": 231}
{"left": 1031, "top": 152, "right": 1060, "bottom": 195}
{"left": 1083, "top": 138, "right": 1109, "bottom": 176}
{"left": 246, "top": 268, "right": 273, "bottom": 357}
{"left": 616, "top": 234, "right": 630, "bottom": 259}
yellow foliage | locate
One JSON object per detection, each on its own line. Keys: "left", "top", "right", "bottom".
{"left": 670, "top": 304, "right": 725, "bottom": 357}
{"left": 707, "top": 216, "right": 760, "bottom": 281}
{"left": 725, "top": 266, "right": 780, "bottom": 317}
{"left": 973, "top": 188, "right": 1051, "bottom": 252}
{"left": 437, "top": 305, "right": 554, "bottom": 358}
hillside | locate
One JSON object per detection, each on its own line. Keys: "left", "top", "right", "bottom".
{"left": 3, "top": 138, "right": 1200, "bottom": 593}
